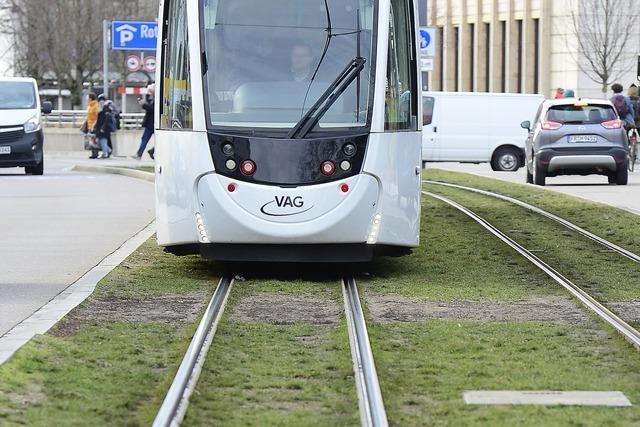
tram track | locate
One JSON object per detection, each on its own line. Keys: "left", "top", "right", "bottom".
{"left": 424, "top": 191, "right": 640, "bottom": 350}
{"left": 424, "top": 180, "right": 640, "bottom": 264}
{"left": 153, "top": 274, "right": 387, "bottom": 427}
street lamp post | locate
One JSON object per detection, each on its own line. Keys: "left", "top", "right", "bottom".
{"left": 103, "top": 20, "right": 110, "bottom": 99}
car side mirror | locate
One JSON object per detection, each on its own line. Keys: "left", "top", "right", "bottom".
{"left": 41, "top": 101, "right": 53, "bottom": 115}
{"left": 520, "top": 120, "right": 531, "bottom": 131}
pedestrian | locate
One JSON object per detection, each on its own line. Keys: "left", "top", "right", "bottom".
{"left": 611, "top": 83, "right": 635, "bottom": 128}
{"left": 132, "top": 84, "right": 155, "bottom": 160}
{"left": 554, "top": 88, "right": 565, "bottom": 99}
{"left": 98, "top": 94, "right": 116, "bottom": 151}
{"left": 564, "top": 89, "right": 575, "bottom": 98}
{"left": 628, "top": 85, "right": 640, "bottom": 129}
{"left": 93, "top": 96, "right": 114, "bottom": 159}
{"left": 86, "top": 93, "right": 99, "bottom": 159}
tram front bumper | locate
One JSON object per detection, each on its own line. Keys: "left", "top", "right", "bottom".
{"left": 196, "top": 173, "right": 380, "bottom": 245}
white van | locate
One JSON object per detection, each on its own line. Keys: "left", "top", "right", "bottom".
{"left": 0, "top": 77, "right": 52, "bottom": 175}
{"left": 422, "top": 92, "right": 544, "bottom": 171}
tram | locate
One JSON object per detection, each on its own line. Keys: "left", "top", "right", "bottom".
{"left": 155, "top": 0, "right": 423, "bottom": 262}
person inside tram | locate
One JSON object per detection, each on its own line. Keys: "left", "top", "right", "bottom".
{"left": 290, "top": 42, "right": 315, "bottom": 82}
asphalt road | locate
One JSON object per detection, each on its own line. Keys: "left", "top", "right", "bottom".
{"left": 0, "top": 155, "right": 155, "bottom": 335}
{"left": 429, "top": 162, "right": 640, "bottom": 214}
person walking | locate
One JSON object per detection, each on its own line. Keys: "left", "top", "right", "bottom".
{"left": 86, "top": 93, "right": 99, "bottom": 159}
{"left": 628, "top": 85, "right": 640, "bottom": 129}
{"left": 611, "top": 83, "right": 635, "bottom": 128}
{"left": 93, "top": 97, "right": 114, "bottom": 159}
{"left": 98, "top": 94, "right": 116, "bottom": 151}
{"left": 132, "top": 84, "right": 155, "bottom": 160}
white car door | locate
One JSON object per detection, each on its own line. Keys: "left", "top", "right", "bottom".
{"left": 422, "top": 95, "right": 438, "bottom": 161}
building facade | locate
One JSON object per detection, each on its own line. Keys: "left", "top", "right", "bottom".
{"left": 427, "top": 0, "right": 640, "bottom": 98}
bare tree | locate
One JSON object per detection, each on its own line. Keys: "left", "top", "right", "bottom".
{"left": 569, "top": 0, "right": 639, "bottom": 94}
{"left": 3, "top": 0, "right": 157, "bottom": 107}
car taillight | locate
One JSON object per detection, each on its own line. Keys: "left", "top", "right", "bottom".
{"left": 602, "top": 119, "right": 622, "bottom": 129}
{"left": 541, "top": 121, "right": 563, "bottom": 130}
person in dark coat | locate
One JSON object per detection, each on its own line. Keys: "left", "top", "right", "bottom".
{"left": 93, "top": 98, "right": 113, "bottom": 159}
{"left": 133, "top": 84, "right": 155, "bottom": 160}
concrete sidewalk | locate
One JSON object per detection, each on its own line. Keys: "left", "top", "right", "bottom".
{"left": 47, "top": 151, "right": 156, "bottom": 170}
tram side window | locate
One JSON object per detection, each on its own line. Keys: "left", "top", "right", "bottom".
{"left": 423, "top": 96, "right": 434, "bottom": 125}
{"left": 385, "top": 0, "right": 416, "bottom": 131}
{"left": 161, "top": 0, "right": 193, "bottom": 129}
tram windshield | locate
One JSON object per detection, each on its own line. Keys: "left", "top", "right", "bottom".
{"left": 201, "top": 0, "right": 376, "bottom": 134}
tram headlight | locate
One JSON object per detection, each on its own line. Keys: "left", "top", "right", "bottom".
{"left": 343, "top": 143, "right": 356, "bottom": 157}
{"left": 340, "top": 160, "right": 351, "bottom": 171}
{"left": 222, "top": 144, "right": 234, "bottom": 156}
{"left": 195, "top": 212, "right": 210, "bottom": 243}
{"left": 225, "top": 159, "right": 237, "bottom": 170}
{"left": 367, "top": 213, "right": 383, "bottom": 244}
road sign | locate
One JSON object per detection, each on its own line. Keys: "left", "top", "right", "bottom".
{"left": 420, "top": 57, "right": 434, "bottom": 71}
{"left": 143, "top": 56, "right": 157, "bottom": 73}
{"left": 126, "top": 55, "right": 142, "bottom": 72}
{"left": 111, "top": 21, "right": 158, "bottom": 51}
{"left": 419, "top": 27, "right": 436, "bottom": 72}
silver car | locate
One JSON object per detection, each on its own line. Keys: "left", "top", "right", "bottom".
{"left": 521, "top": 99, "right": 628, "bottom": 186}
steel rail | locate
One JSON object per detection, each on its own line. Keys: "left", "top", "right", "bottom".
{"left": 424, "top": 191, "right": 640, "bottom": 350}
{"left": 342, "top": 275, "right": 389, "bottom": 427}
{"left": 153, "top": 276, "right": 234, "bottom": 427}
{"left": 425, "top": 180, "right": 640, "bottom": 264}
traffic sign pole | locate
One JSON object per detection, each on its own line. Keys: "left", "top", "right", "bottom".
{"left": 103, "top": 20, "right": 109, "bottom": 99}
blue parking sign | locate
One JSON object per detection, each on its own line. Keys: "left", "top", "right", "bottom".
{"left": 111, "top": 21, "right": 158, "bottom": 51}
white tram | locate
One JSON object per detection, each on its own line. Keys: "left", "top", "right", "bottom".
{"left": 155, "top": 0, "right": 423, "bottom": 262}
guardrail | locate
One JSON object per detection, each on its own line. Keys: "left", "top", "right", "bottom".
{"left": 43, "top": 110, "right": 145, "bottom": 130}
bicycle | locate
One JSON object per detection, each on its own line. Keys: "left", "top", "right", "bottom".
{"left": 628, "top": 128, "right": 638, "bottom": 172}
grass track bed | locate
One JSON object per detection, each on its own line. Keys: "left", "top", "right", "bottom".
{"left": 425, "top": 169, "right": 640, "bottom": 255}
{"left": 185, "top": 279, "right": 359, "bottom": 426}
{"left": 426, "top": 184, "right": 640, "bottom": 303}
{"left": 0, "top": 240, "right": 217, "bottom": 426}
{"left": 360, "top": 198, "right": 564, "bottom": 301}
{"left": 370, "top": 321, "right": 640, "bottom": 426}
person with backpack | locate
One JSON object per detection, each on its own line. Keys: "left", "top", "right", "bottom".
{"left": 98, "top": 94, "right": 118, "bottom": 151}
{"left": 93, "top": 96, "right": 114, "bottom": 159}
{"left": 628, "top": 85, "right": 640, "bottom": 129}
{"left": 610, "top": 83, "right": 635, "bottom": 128}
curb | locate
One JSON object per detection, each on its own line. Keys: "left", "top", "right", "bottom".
{"left": 71, "top": 164, "right": 155, "bottom": 182}
{"left": 0, "top": 220, "right": 156, "bottom": 364}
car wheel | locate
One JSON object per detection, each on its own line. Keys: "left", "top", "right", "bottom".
{"left": 616, "top": 162, "right": 628, "bottom": 185}
{"left": 25, "top": 160, "right": 44, "bottom": 176}
{"left": 492, "top": 148, "right": 521, "bottom": 172}
{"left": 608, "top": 174, "right": 616, "bottom": 184}
{"left": 533, "top": 159, "right": 546, "bottom": 186}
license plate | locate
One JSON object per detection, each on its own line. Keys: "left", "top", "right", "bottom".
{"left": 568, "top": 135, "right": 597, "bottom": 143}
{"left": 0, "top": 146, "right": 10, "bottom": 154}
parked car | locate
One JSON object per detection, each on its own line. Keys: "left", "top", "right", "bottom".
{"left": 422, "top": 92, "right": 544, "bottom": 171}
{"left": 521, "top": 98, "right": 628, "bottom": 186}
{"left": 0, "top": 77, "right": 52, "bottom": 175}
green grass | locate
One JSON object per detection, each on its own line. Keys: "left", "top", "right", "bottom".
{"left": 0, "top": 240, "right": 216, "bottom": 426}
{"left": 185, "top": 279, "right": 359, "bottom": 426}
{"left": 371, "top": 321, "right": 640, "bottom": 426}
{"left": 358, "top": 197, "right": 563, "bottom": 301}
{"left": 425, "top": 168, "right": 640, "bottom": 255}
{"left": 426, "top": 185, "right": 640, "bottom": 302}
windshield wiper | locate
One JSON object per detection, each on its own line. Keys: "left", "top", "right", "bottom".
{"left": 288, "top": 56, "right": 366, "bottom": 139}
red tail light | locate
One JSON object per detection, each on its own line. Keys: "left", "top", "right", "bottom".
{"left": 541, "top": 121, "right": 563, "bottom": 130}
{"left": 240, "top": 160, "right": 256, "bottom": 176}
{"left": 602, "top": 119, "right": 622, "bottom": 129}
{"left": 321, "top": 161, "right": 336, "bottom": 176}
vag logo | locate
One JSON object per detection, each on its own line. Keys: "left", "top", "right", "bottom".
{"left": 260, "top": 196, "right": 313, "bottom": 217}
